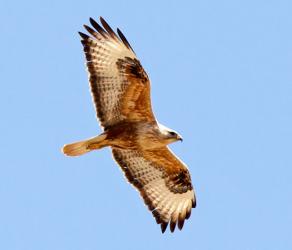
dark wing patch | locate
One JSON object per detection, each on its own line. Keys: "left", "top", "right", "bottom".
{"left": 116, "top": 57, "right": 149, "bottom": 84}
{"left": 165, "top": 169, "right": 194, "bottom": 194}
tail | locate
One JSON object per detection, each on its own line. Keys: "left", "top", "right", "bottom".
{"left": 62, "top": 133, "right": 107, "bottom": 157}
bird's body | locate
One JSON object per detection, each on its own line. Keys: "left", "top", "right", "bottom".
{"left": 106, "top": 121, "right": 183, "bottom": 150}
{"left": 62, "top": 17, "right": 196, "bottom": 233}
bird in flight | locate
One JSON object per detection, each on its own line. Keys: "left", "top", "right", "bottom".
{"left": 62, "top": 17, "right": 196, "bottom": 233}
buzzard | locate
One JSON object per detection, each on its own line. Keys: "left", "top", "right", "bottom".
{"left": 62, "top": 17, "right": 196, "bottom": 233}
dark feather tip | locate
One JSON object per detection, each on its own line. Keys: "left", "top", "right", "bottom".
{"left": 89, "top": 17, "right": 107, "bottom": 38}
{"left": 117, "top": 28, "right": 135, "bottom": 53}
{"left": 78, "top": 32, "right": 89, "bottom": 40}
{"left": 170, "top": 221, "right": 176, "bottom": 233}
{"left": 178, "top": 218, "right": 185, "bottom": 230}
{"left": 186, "top": 208, "right": 192, "bottom": 220}
{"left": 192, "top": 198, "right": 196, "bottom": 208}
{"left": 155, "top": 216, "right": 162, "bottom": 224}
{"left": 160, "top": 222, "right": 168, "bottom": 233}
{"left": 100, "top": 17, "right": 119, "bottom": 41}
{"left": 83, "top": 25, "right": 98, "bottom": 37}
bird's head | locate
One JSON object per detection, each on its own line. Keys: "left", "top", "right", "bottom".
{"left": 158, "top": 123, "right": 183, "bottom": 144}
{"left": 167, "top": 130, "right": 183, "bottom": 142}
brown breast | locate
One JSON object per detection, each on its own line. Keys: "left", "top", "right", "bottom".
{"left": 105, "top": 121, "right": 160, "bottom": 150}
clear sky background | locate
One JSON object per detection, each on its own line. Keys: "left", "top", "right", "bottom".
{"left": 1, "top": 0, "right": 291, "bottom": 249}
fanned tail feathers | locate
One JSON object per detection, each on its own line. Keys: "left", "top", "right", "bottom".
{"left": 62, "top": 134, "right": 107, "bottom": 156}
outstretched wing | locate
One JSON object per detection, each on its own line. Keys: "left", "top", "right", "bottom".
{"left": 112, "top": 147, "right": 196, "bottom": 233}
{"left": 79, "top": 17, "right": 155, "bottom": 129}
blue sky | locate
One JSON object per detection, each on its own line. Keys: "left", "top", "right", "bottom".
{"left": 1, "top": 0, "right": 291, "bottom": 249}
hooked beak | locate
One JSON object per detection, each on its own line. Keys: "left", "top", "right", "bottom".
{"left": 177, "top": 135, "right": 183, "bottom": 142}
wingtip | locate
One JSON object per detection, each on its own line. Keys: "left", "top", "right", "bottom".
{"left": 78, "top": 31, "right": 88, "bottom": 40}
{"left": 170, "top": 221, "right": 176, "bottom": 233}
{"left": 192, "top": 198, "right": 196, "bottom": 208}
{"left": 89, "top": 17, "right": 98, "bottom": 27}
{"left": 185, "top": 208, "right": 192, "bottom": 220}
{"left": 177, "top": 218, "right": 185, "bottom": 230}
{"left": 83, "top": 24, "right": 98, "bottom": 37}
{"left": 89, "top": 17, "right": 108, "bottom": 38}
{"left": 99, "top": 16, "right": 105, "bottom": 23}
{"left": 83, "top": 24, "right": 89, "bottom": 32}
{"left": 99, "top": 16, "right": 120, "bottom": 41}
{"left": 160, "top": 222, "right": 168, "bottom": 233}
{"left": 116, "top": 28, "right": 135, "bottom": 53}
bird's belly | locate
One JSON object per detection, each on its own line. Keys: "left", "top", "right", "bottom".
{"left": 109, "top": 135, "right": 162, "bottom": 150}
{"left": 105, "top": 121, "right": 162, "bottom": 150}
{"left": 109, "top": 138, "right": 138, "bottom": 150}
{"left": 137, "top": 136, "right": 165, "bottom": 150}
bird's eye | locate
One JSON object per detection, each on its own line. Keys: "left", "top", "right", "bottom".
{"left": 169, "top": 131, "right": 176, "bottom": 136}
